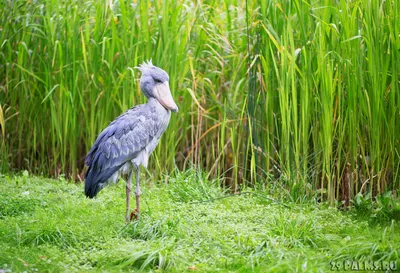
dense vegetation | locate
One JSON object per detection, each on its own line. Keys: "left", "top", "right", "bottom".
{"left": 0, "top": 173, "right": 399, "bottom": 272}
{"left": 1, "top": 0, "right": 399, "bottom": 203}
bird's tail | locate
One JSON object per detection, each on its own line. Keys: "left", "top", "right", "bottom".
{"left": 85, "top": 165, "right": 120, "bottom": 198}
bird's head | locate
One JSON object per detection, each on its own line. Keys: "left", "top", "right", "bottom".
{"left": 137, "top": 60, "right": 178, "bottom": 113}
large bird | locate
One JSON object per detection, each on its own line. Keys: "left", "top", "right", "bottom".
{"left": 84, "top": 61, "right": 178, "bottom": 222}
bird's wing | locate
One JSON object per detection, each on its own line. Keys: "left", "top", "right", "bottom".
{"left": 84, "top": 105, "right": 159, "bottom": 197}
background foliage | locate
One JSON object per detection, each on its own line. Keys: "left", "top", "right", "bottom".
{"left": 1, "top": 0, "right": 399, "bottom": 202}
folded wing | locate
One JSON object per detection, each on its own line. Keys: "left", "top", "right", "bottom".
{"left": 84, "top": 105, "right": 158, "bottom": 198}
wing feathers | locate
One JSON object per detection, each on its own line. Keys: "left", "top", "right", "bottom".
{"left": 84, "top": 105, "right": 159, "bottom": 198}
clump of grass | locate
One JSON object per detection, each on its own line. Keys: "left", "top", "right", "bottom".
{"left": 20, "top": 226, "right": 78, "bottom": 248}
{"left": 166, "top": 169, "right": 224, "bottom": 202}
{"left": 352, "top": 191, "right": 400, "bottom": 223}
{"left": 103, "top": 239, "right": 177, "bottom": 271}
{"left": 120, "top": 215, "right": 181, "bottom": 241}
{"left": 0, "top": 194, "right": 41, "bottom": 218}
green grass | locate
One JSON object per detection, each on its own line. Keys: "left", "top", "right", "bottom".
{"left": 0, "top": 172, "right": 399, "bottom": 272}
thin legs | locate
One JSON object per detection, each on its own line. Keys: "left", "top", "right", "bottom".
{"left": 125, "top": 171, "right": 133, "bottom": 223}
{"left": 134, "top": 167, "right": 141, "bottom": 219}
{"left": 126, "top": 167, "right": 141, "bottom": 223}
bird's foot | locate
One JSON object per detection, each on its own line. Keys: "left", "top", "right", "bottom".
{"left": 130, "top": 209, "right": 139, "bottom": 221}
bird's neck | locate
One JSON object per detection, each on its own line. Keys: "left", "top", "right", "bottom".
{"left": 147, "top": 97, "right": 170, "bottom": 113}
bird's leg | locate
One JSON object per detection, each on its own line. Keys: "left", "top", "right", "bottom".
{"left": 125, "top": 171, "right": 133, "bottom": 224}
{"left": 133, "top": 167, "right": 141, "bottom": 220}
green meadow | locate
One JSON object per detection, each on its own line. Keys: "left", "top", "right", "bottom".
{"left": 0, "top": 173, "right": 399, "bottom": 272}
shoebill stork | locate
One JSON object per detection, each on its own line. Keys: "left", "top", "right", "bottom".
{"left": 84, "top": 61, "right": 178, "bottom": 223}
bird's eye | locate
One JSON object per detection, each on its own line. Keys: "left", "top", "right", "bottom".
{"left": 155, "top": 79, "right": 162, "bottom": 84}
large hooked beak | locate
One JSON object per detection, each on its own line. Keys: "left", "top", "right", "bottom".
{"left": 154, "top": 81, "right": 179, "bottom": 112}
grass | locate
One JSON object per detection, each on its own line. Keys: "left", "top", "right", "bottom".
{"left": 1, "top": 0, "right": 399, "bottom": 202}
{"left": 0, "top": 171, "right": 399, "bottom": 272}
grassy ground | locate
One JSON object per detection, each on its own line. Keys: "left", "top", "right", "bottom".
{"left": 0, "top": 171, "right": 399, "bottom": 272}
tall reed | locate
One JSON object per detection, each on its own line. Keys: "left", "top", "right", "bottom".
{"left": 0, "top": 0, "right": 398, "bottom": 201}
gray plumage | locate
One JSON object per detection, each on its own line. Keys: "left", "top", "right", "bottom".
{"left": 85, "top": 61, "right": 178, "bottom": 204}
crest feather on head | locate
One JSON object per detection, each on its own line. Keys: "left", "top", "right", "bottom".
{"left": 137, "top": 59, "right": 154, "bottom": 72}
